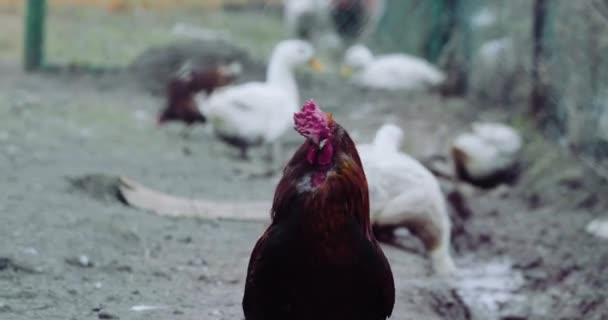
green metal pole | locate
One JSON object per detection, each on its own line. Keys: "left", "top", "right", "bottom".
{"left": 24, "top": 0, "right": 46, "bottom": 71}
{"left": 428, "top": 0, "right": 444, "bottom": 62}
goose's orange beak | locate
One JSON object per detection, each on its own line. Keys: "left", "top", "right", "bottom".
{"left": 340, "top": 65, "right": 353, "bottom": 78}
{"left": 308, "top": 58, "right": 324, "bottom": 72}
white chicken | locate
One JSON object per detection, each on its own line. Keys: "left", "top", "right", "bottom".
{"left": 199, "top": 39, "right": 322, "bottom": 162}
{"left": 341, "top": 44, "right": 446, "bottom": 91}
{"left": 358, "top": 124, "right": 456, "bottom": 275}
{"left": 451, "top": 122, "right": 522, "bottom": 189}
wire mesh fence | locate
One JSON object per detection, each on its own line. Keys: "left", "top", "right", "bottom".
{"left": 374, "top": 0, "right": 608, "bottom": 167}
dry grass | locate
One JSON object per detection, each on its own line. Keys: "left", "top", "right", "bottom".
{"left": 0, "top": 4, "right": 284, "bottom": 67}
{"left": 0, "top": 0, "right": 282, "bottom": 11}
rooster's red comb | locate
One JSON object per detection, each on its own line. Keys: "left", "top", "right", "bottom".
{"left": 294, "top": 100, "right": 331, "bottom": 143}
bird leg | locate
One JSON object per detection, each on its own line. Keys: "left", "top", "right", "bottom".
{"left": 238, "top": 145, "right": 250, "bottom": 161}
{"left": 373, "top": 225, "right": 425, "bottom": 256}
{"left": 234, "top": 144, "right": 283, "bottom": 180}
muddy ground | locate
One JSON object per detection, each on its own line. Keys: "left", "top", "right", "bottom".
{"left": 1, "top": 6, "right": 608, "bottom": 320}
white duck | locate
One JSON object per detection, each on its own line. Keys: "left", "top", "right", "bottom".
{"left": 199, "top": 39, "right": 322, "bottom": 162}
{"left": 358, "top": 124, "right": 456, "bottom": 275}
{"left": 341, "top": 44, "right": 446, "bottom": 91}
{"left": 451, "top": 122, "right": 522, "bottom": 189}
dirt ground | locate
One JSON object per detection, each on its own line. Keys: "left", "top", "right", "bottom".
{"left": 1, "top": 6, "right": 608, "bottom": 320}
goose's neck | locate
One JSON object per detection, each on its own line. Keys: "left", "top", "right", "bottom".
{"left": 373, "top": 137, "right": 400, "bottom": 152}
{"left": 267, "top": 58, "right": 299, "bottom": 104}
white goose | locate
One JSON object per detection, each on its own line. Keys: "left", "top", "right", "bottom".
{"left": 451, "top": 122, "right": 522, "bottom": 188}
{"left": 199, "top": 39, "right": 322, "bottom": 162}
{"left": 341, "top": 44, "right": 446, "bottom": 91}
{"left": 358, "top": 124, "right": 456, "bottom": 275}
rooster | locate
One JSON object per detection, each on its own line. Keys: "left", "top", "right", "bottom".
{"left": 243, "top": 100, "right": 395, "bottom": 320}
{"left": 157, "top": 61, "right": 241, "bottom": 130}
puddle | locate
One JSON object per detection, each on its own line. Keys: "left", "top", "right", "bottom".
{"left": 449, "top": 256, "right": 527, "bottom": 319}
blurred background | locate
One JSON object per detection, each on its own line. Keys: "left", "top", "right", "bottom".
{"left": 0, "top": 0, "right": 607, "bottom": 319}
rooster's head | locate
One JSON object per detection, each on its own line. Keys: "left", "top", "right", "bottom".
{"left": 289, "top": 99, "right": 365, "bottom": 194}
{"left": 271, "top": 99, "right": 371, "bottom": 239}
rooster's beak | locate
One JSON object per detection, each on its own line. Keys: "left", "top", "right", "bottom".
{"left": 318, "top": 139, "right": 327, "bottom": 149}
{"left": 308, "top": 58, "right": 325, "bottom": 73}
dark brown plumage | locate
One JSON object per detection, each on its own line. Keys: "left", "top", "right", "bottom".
{"left": 242, "top": 101, "right": 395, "bottom": 320}
{"left": 157, "top": 62, "right": 240, "bottom": 126}
{"left": 331, "top": 0, "right": 383, "bottom": 43}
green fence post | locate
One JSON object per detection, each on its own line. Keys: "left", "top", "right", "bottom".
{"left": 24, "top": 0, "right": 47, "bottom": 71}
{"left": 427, "top": 0, "right": 445, "bottom": 62}
{"left": 530, "top": 0, "right": 549, "bottom": 119}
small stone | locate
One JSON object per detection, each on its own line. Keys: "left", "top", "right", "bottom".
{"left": 114, "top": 265, "right": 133, "bottom": 273}
{"left": 513, "top": 251, "right": 543, "bottom": 270}
{"left": 178, "top": 236, "right": 192, "bottom": 244}
{"left": 22, "top": 248, "right": 38, "bottom": 256}
{"left": 0, "top": 257, "right": 9, "bottom": 270}
{"left": 152, "top": 270, "right": 171, "bottom": 280}
{"left": 98, "top": 311, "right": 119, "bottom": 319}
{"left": 65, "top": 255, "right": 94, "bottom": 268}
{"left": 187, "top": 258, "right": 207, "bottom": 266}
{"left": 0, "top": 301, "right": 10, "bottom": 312}
{"left": 79, "top": 255, "right": 91, "bottom": 266}
{"left": 94, "top": 282, "right": 103, "bottom": 289}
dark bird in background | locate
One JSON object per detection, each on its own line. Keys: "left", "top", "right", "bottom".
{"left": 331, "top": 0, "right": 384, "bottom": 44}
{"left": 243, "top": 100, "right": 395, "bottom": 320}
{"left": 331, "top": 0, "right": 365, "bottom": 40}
{"left": 283, "top": 0, "right": 384, "bottom": 52}
{"left": 157, "top": 61, "right": 241, "bottom": 129}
